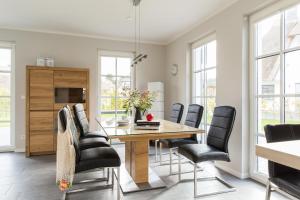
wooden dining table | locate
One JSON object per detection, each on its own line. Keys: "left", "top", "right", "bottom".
{"left": 99, "top": 119, "right": 205, "bottom": 193}
{"left": 256, "top": 140, "right": 300, "bottom": 170}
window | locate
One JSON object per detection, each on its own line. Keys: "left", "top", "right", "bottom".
{"left": 0, "top": 43, "right": 14, "bottom": 149}
{"left": 98, "top": 51, "right": 133, "bottom": 123}
{"left": 192, "top": 36, "right": 216, "bottom": 135}
{"left": 250, "top": 1, "right": 300, "bottom": 178}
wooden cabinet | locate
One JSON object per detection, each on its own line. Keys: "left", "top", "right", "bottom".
{"left": 26, "top": 66, "right": 89, "bottom": 156}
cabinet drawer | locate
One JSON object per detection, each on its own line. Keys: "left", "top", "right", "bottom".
{"left": 29, "top": 69, "right": 54, "bottom": 110}
{"left": 30, "top": 111, "right": 54, "bottom": 131}
{"left": 54, "top": 70, "right": 87, "bottom": 88}
{"left": 30, "top": 132, "right": 54, "bottom": 153}
{"left": 29, "top": 111, "right": 54, "bottom": 153}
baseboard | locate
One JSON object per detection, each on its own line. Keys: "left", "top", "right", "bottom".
{"left": 14, "top": 148, "right": 25, "bottom": 153}
{"left": 215, "top": 163, "right": 249, "bottom": 179}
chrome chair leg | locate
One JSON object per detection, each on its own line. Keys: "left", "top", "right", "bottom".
{"left": 194, "top": 164, "right": 197, "bottom": 197}
{"left": 63, "top": 167, "right": 116, "bottom": 199}
{"left": 155, "top": 140, "right": 158, "bottom": 162}
{"left": 72, "top": 168, "right": 108, "bottom": 184}
{"left": 157, "top": 147, "right": 186, "bottom": 166}
{"left": 107, "top": 168, "right": 110, "bottom": 184}
{"left": 112, "top": 168, "right": 114, "bottom": 188}
{"left": 265, "top": 180, "right": 271, "bottom": 200}
{"left": 117, "top": 167, "right": 121, "bottom": 200}
{"left": 264, "top": 180, "right": 299, "bottom": 200}
{"left": 178, "top": 154, "right": 181, "bottom": 181}
{"left": 193, "top": 176, "right": 236, "bottom": 198}
{"left": 177, "top": 160, "right": 236, "bottom": 198}
{"left": 169, "top": 148, "right": 173, "bottom": 175}
{"left": 159, "top": 142, "right": 163, "bottom": 165}
{"left": 156, "top": 147, "right": 202, "bottom": 175}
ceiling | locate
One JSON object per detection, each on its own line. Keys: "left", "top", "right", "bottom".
{"left": 0, "top": 0, "right": 238, "bottom": 44}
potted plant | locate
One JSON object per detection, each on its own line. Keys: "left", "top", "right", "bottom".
{"left": 121, "top": 87, "right": 155, "bottom": 123}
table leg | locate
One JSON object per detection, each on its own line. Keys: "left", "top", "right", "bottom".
{"left": 120, "top": 140, "right": 167, "bottom": 193}
{"left": 125, "top": 141, "right": 149, "bottom": 183}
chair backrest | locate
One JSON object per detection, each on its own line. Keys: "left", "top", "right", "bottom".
{"left": 207, "top": 106, "right": 236, "bottom": 153}
{"left": 73, "top": 104, "right": 89, "bottom": 137}
{"left": 264, "top": 124, "right": 300, "bottom": 178}
{"left": 170, "top": 103, "right": 184, "bottom": 123}
{"left": 59, "top": 107, "right": 81, "bottom": 163}
{"left": 184, "top": 104, "right": 204, "bottom": 141}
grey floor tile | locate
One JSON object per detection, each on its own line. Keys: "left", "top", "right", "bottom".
{"left": 0, "top": 146, "right": 289, "bottom": 200}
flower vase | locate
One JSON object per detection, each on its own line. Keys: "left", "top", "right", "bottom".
{"left": 134, "top": 107, "right": 142, "bottom": 123}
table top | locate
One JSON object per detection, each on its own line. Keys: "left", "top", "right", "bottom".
{"left": 256, "top": 140, "right": 300, "bottom": 170}
{"left": 99, "top": 119, "right": 205, "bottom": 141}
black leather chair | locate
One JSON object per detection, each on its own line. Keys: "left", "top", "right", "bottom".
{"left": 159, "top": 104, "right": 203, "bottom": 174}
{"left": 264, "top": 124, "right": 300, "bottom": 200}
{"left": 177, "top": 106, "right": 236, "bottom": 197}
{"left": 59, "top": 107, "right": 121, "bottom": 200}
{"left": 73, "top": 104, "right": 108, "bottom": 140}
{"left": 154, "top": 103, "right": 184, "bottom": 162}
{"left": 60, "top": 105, "right": 110, "bottom": 150}
{"left": 170, "top": 103, "right": 184, "bottom": 123}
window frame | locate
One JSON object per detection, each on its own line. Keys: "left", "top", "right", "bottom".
{"left": 97, "top": 50, "right": 134, "bottom": 124}
{"left": 191, "top": 35, "right": 217, "bottom": 139}
{"left": 249, "top": 0, "right": 300, "bottom": 183}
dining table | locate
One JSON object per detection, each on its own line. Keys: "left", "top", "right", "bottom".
{"left": 99, "top": 119, "right": 205, "bottom": 193}
{"left": 256, "top": 140, "right": 300, "bottom": 170}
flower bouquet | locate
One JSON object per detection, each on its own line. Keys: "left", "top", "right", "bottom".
{"left": 121, "top": 87, "right": 156, "bottom": 123}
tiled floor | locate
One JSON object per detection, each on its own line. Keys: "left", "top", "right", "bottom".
{"left": 0, "top": 144, "right": 288, "bottom": 200}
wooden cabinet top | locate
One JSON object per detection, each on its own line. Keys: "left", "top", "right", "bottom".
{"left": 26, "top": 65, "right": 89, "bottom": 72}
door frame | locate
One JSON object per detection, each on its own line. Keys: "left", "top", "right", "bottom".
{"left": 0, "top": 41, "right": 15, "bottom": 152}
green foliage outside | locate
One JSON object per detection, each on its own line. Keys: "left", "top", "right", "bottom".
{"left": 100, "top": 75, "right": 129, "bottom": 112}
{"left": 206, "top": 98, "right": 215, "bottom": 124}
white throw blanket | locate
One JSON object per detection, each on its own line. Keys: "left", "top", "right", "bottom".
{"left": 56, "top": 108, "right": 76, "bottom": 191}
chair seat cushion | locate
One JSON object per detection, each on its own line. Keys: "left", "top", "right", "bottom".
{"left": 79, "top": 137, "right": 110, "bottom": 150}
{"left": 76, "top": 147, "right": 121, "bottom": 173}
{"left": 270, "top": 172, "right": 300, "bottom": 199}
{"left": 178, "top": 144, "right": 230, "bottom": 163}
{"left": 82, "top": 131, "right": 108, "bottom": 140}
{"left": 160, "top": 138, "right": 197, "bottom": 148}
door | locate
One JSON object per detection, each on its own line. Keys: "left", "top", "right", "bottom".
{"left": 0, "top": 43, "right": 14, "bottom": 150}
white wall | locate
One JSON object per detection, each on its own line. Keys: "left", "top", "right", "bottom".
{"left": 0, "top": 29, "right": 166, "bottom": 151}
{"left": 164, "top": 0, "right": 279, "bottom": 178}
